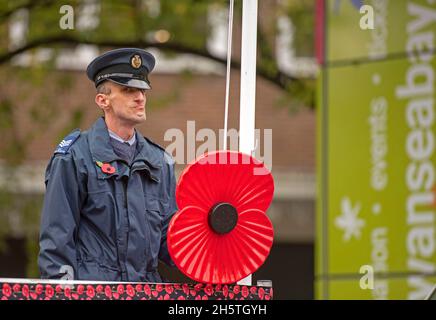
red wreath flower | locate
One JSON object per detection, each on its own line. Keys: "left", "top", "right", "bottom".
{"left": 104, "top": 286, "right": 112, "bottom": 299}
{"left": 96, "top": 161, "right": 116, "bottom": 174}
{"left": 96, "top": 285, "right": 104, "bottom": 294}
{"left": 45, "top": 285, "right": 54, "bottom": 299}
{"left": 126, "top": 285, "right": 135, "bottom": 297}
{"left": 241, "top": 286, "right": 249, "bottom": 298}
{"left": 233, "top": 285, "right": 240, "bottom": 295}
{"left": 144, "top": 285, "right": 151, "bottom": 296}
{"left": 222, "top": 285, "right": 229, "bottom": 297}
{"left": 2, "top": 284, "right": 11, "bottom": 297}
{"left": 135, "top": 284, "right": 143, "bottom": 293}
{"left": 77, "top": 285, "right": 84, "bottom": 295}
{"left": 22, "top": 285, "right": 29, "bottom": 298}
{"left": 64, "top": 287, "right": 71, "bottom": 298}
{"left": 35, "top": 284, "right": 43, "bottom": 295}
{"left": 86, "top": 285, "right": 95, "bottom": 299}
{"left": 194, "top": 283, "right": 203, "bottom": 291}
{"left": 165, "top": 284, "right": 173, "bottom": 294}
{"left": 204, "top": 284, "right": 214, "bottom": 296}
{"left": 182, "top": 283, "right": 189, "bottom": 296}
{"left": 117, "top": 284, "right": 125, "bottom": 295}
{"left": 250, "top": 286, "right": 257, "bottom": 295}
{"left": 258, "top": 287, "right": 265, "bottom": 300}
{"left": 167, "top": 150, "right": 274, "bottom": 284}
{"left": 13, "top": 284, "right": 21, "bottom": 293}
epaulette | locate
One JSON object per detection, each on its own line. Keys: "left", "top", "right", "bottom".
{"left": 54, "top": 129, "right": 81, "bottom": 155}
{"left": 144, "top": 137, "right": 166, "bottom": 153}
{"left": 144, "top": 136, "right": 174, "bottom": 165}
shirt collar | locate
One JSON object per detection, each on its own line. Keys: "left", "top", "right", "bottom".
{"left": 88, "top": 117, "right": 161, "bottom": 169}
{"left": 108, "top": 129, "right": 136, "bottom": 146}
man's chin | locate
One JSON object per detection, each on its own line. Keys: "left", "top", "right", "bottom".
{"left": 132, "top": 113, "right": 146, "bottom": 124}
{"left": 120, "top": 114, "right": 145, "bottom": 127}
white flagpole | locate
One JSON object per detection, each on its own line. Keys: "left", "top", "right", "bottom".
{"left": 238, "top": 0, "right": 258, "bottom": 286}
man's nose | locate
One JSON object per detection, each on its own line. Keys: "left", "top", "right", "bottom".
{"left": 135, "top": 90, "right": 146, "bottom": 102}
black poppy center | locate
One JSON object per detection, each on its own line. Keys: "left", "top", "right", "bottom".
{"left": 208, "top": 202, "right": 238, "bottom": 235}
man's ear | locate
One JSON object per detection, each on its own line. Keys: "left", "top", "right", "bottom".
{"left": 95, "top": 93, "right": 109, "bottom": 112}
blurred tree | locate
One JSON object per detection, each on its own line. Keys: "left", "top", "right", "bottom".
{"left": 0, "top": 0, "right": 315, "bottom": 106}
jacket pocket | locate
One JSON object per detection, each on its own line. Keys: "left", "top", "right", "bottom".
{"left": 145, "top": 196, "right": 166, "bottom": 215}
{"left": 144, "top": 197, "right": 165, "bottom": 260}
{"left": 145, "top": 197, "right": 165, "bottom": 230}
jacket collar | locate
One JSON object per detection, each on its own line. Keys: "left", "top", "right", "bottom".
{"left": 88, "top": 117, "right": 162, "bottom": 169}
{"left": 135, "top": 134, "right": 162, "bottom": 169}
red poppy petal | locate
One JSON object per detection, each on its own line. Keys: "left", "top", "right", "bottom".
{"left": 168, "top": 206, "right": 210, "bottom": 267}
{"left": 168, "top": 205, "right": 273, "bottom": 284}
{"left": 176, "top": 151, "right": 274, "bottom": 213}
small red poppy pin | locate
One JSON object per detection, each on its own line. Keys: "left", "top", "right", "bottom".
{"left": 96, "top": 161, "right": 116, "bottom": 174}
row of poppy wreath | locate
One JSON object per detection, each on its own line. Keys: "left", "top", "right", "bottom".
{"left": 0, "top": 282, "right": 272, "bottom": 300}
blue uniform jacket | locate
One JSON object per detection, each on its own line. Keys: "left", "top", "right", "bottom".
{"left": 38, "top": 117, "right": 177, "bottom": 282}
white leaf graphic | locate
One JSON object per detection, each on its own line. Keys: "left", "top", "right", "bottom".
{"left": 335, "top": 197, "right": 365, "bottom": 242}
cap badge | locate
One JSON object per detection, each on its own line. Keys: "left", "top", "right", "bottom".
{"left": 131, "top": 54, "right": 142, "bottom": 69}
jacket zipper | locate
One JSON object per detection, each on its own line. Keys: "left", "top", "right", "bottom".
{"left": 120, "top": 177, "right": 129, "bottom": 281}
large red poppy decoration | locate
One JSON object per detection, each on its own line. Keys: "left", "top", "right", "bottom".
{"left": 167, "top": 151, "right": 274, "bottom": 284}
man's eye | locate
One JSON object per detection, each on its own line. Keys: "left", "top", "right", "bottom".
{"left": 122, "top": 87, "right": 145, "bottom": 95}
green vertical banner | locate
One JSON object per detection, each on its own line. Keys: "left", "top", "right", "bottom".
{"left": 316, "top": 0, "right": 436, "bottom": 299}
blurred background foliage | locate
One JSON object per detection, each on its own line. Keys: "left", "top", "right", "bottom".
{"left": 0, "top": 0, "right": 316, "bottom": 277}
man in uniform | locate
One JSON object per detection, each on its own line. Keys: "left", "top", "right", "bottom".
{"left": 38, "top": 48, "right": 177, "bottom": 282}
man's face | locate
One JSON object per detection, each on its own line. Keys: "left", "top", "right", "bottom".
{"left": 102, "top": 82, "right": 147, "bottom": 125}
